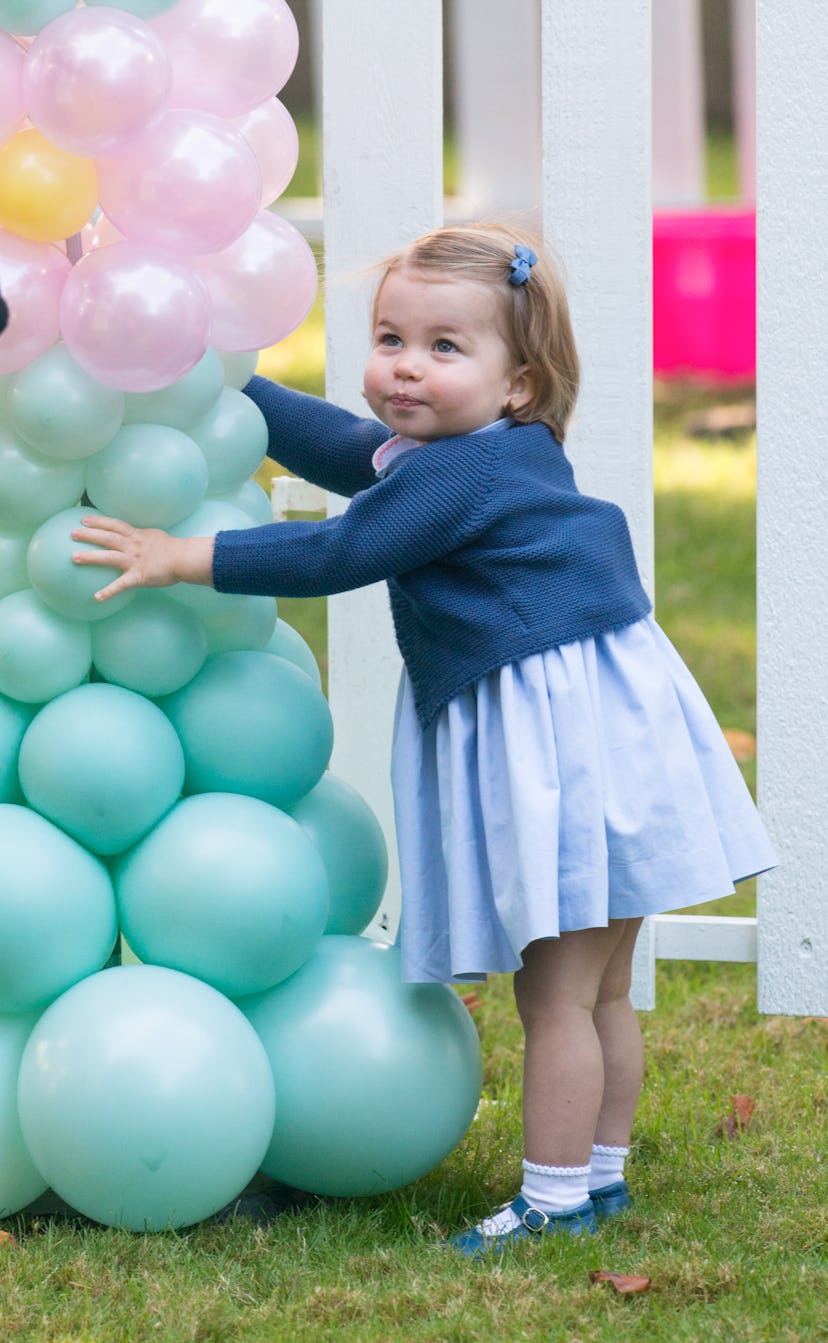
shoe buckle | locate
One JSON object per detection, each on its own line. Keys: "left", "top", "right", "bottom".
{"left": 520, "top": 1205, "right": 549, "bottom": 1233}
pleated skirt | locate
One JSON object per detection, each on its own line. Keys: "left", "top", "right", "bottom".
{"left": 392, "top": 616, "right": 777, "bottom": 984}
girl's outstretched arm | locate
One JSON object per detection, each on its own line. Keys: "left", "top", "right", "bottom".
{"left": 72, "top": 516, "right": 215, "bottom": 603}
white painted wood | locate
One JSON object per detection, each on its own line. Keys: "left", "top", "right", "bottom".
{"left": 652, "top": 0, "right": 705, "bottom": 207}
{"left": 730, "top": 0, "right": 756, "bottom": 202}
{"left": 632, "top": 915, "right": 758, "bottom": 1009}
{"left": 542, "top": 1, "right": 658, "bottom": 1012}
{"left": 630, "top": 918, "right": 656, "bottom": 1011}
{"left": 652, "top": 915, "right": 757, "bottom": 963}
{"left": 270, "top": 477, "right": 326, "bottom": 521}
{"left": 320, "top": 0, "right": 443, "bottom": 941}
{"left": 449, "top": 0, "right": 541, "bottom": 217}
{"left": 755, "top": 0, "right": 828, "bottom": 1016}
{"left": 540, "top": 0, "right": 654, "bottom": 596}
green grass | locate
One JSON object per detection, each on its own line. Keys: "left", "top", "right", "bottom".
{"left": 2, "top": 965, "right": 825, "bottom": 1342}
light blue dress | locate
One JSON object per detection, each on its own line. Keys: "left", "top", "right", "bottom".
{"left": 391, "top": 604, "right": 777, "bottom": 985}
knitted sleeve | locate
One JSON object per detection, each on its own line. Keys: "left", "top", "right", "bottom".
{"left": 244, "top": 376, "right": 386, "bottom": 498}
{"left": 212, "top": 434, "right": 494, "bottom": 598}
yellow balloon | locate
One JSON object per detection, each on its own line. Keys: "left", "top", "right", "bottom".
{"left": 0, "top": 128, "right": 98, "bottom": 243}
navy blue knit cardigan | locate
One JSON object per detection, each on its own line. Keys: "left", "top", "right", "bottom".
{"left": 212, "top": 376, "right": 651, "bottom": 728}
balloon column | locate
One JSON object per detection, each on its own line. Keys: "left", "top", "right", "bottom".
{"left": 0, "top": 0, "right": 482, "bottom": 1231}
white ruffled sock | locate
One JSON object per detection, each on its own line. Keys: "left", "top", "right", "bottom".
{"left": 588, "top": 1144, "right": 628, "bottom": 1192}
{"left": 476, "top": 1160, "right": 590, "bottom": 1236}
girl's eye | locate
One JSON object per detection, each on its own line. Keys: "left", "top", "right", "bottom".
{"left": 380, "top": 332, "right": 402, "bottom": 348}
{"left": 435, "top": 339, "right": 458, "bottom": 354}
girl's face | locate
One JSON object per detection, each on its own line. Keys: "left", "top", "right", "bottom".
{"left": 363, "top": 267, "right": 532, "bottom": 442}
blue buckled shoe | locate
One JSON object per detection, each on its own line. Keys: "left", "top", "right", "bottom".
{"left": 589, "top": 1180, "right": 631, "bottom": 1220}
{"left": 447, "top": 1194, "right": 598, "bottom": 1259}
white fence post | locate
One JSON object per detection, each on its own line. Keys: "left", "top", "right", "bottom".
{"left": 540, "top": 0, "right": 654, "bottom": 1009}
{"left": 320, "top": 0, "right": 443, "bottom": 940}
{"left": 756, "top": 0, "right": 828, "bottom": 1015}
{"left": 731, "top": 0, "right": 756, "bottom": 202}
{"left": 448, "top": 0, "right": 541, "bottom": 217}
{"left": 652, "top": 0, "right": 705, "bottom": 208}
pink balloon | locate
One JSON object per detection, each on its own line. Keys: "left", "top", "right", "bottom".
{"left": 60, "top": 242, "right": 211, "bottom": 392}
{"left": 97, "top": 110, "right": 262, "bottom": 256}
{"left": 0, "top": 230, "right": 69, "bottom": 374}
{"left": 22, "top": 7, "right": 171, "bottom": 158}
{"left": 80, "top": 213, "right": 124, "bottom": 254}
{"left": 0, "top": 33, "right": 25, "bottom": 143}
{"left": 233, "top": 98, "right": 299, "bottom": 207}
{"left": 153, "top": 0, "right": 299, "bottom": 117}
{"left": 195, "top": 212, "right": 317, "bottom": 353}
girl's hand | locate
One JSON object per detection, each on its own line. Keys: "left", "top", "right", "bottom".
{"left": 71, "top": 516, "right": 215, "bottom": 603}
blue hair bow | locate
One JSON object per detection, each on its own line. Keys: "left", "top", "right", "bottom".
{"left": 508, "top": 244, "right": 538, "bottom": 287}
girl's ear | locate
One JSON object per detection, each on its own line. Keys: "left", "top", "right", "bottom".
{"left": 504, "top": 364, "right": 535, "bottom": 415}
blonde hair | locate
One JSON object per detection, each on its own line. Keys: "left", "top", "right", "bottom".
{"left": 374, "top": 222, "right": 580, "bottom": 441}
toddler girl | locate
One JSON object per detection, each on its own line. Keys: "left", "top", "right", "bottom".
{"left": 73, "top": 222, "right": 776, "bottom": 1256}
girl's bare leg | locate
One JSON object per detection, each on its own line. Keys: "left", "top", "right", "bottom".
{"left": 458, "top": 919, "right": 644, "bottom": 1243}
{"left": 592, "top": 916, "right": 644, "bottom": 1148}
{"left": 514, "top": 921, "right": 637, "bottom": 1166}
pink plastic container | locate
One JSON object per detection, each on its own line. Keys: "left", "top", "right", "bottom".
{"left": 653, "top": 209, "right": 755, "bottom": 382}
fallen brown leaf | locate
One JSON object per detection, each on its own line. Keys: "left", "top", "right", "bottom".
{"left": 589, "top": 1270, "right": 651, "bottom": 1295}
{"left": 718, "top": 1093, "right": 755, "bottom": 1140}
{"left": 0, "top": 1230, "right": 17, "bottom": 1248}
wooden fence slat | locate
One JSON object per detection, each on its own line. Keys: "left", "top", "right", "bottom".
{"left": 320, "top": 0, "right": 443, "bottom": 939}
{"left": 652, "top": 0, "right": 705, "bottom": 207}
{"left": 540, "top": 0, "right": 654, "bottom": 593}
{"left": 449, "top": 0, "right": 541, "bottom": 217}
{"left": 540, "top": 1, "right": 655, "bottom": 1009}
{"left": 756, "top": 0, "right": 828, "bottom": 1015}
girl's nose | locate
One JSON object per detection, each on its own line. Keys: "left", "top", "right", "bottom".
{"left": 394, "top": 349, "right": 423, "bottom": 379}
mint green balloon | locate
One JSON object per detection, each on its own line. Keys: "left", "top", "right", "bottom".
{"left": 17, "top": 965, "right": 276, "bottom": 1230}
{"left": 263, "top": 618, "right": 322, "bottom": 687}
{"left": 19, "top": 683, "right": 185, "bottom": 856}
{"left": 91, "top": 591, "right": 207, "bottom": 697}
{"left": 0, "top": 588, "right": 91, "bottom": 703}
{"left": 27, "top": 506, "right": 135, "bottom": 623}
{"left": 115, "top": 792, "right": 329, "bottom": 997}
{"left": 160, "top": 651, "right": 333, "bottom": 810}
{"left": 0, "top": 427, "right": 84, "bottom": 531}
{"left": 209, "top": 478, "right": 274, "bottom": 526}
{"left": 289, "top": 773, "right": 388, "bottom": 935}
{"left": 189, "top": 388, "right": 268, "bottom": 494}
{"left": 202, "top": 593, "right": 277, "bottom": 654}
{"left": 167, "top": 500, "right": 250, "bottom": 616}
{"left": 0, "top": 0, "right": 74, "bottom": 34}
{"left": 0, "top": 1011, "right": 48, "bottom": 1216}
{"left": 219, "top": 351, "right": 258, "bottom": 391}
{"left": 0, "top": 528, "right": 31, "bottom": 600}
{"left": 122, "top": 348, "right": 224, "bottom": 430}
{"left": 7, "top": 344, "right": 125, "bottom": 462}
{"left": 0, "top": 692, "right": 35, "bottom": 802}
{"left": 0, "top": 804, "right": 117, "bottom": 1013}
{"left": 241, "top": 936, "right": 483, "bottom": 1197}
{"left": 85, "top": 423, "right": 209, "bottom": 528}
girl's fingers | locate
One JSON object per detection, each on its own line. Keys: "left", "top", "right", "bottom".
{"left": 80, "top": 515, "right": 133, "bottom": 536}
{"left": 93, "top": 574, "right": 134, "bottom": 602}
{"left": 72, "top": 526, "right": 131, "bottom": 550}
{"left": 71, "top": 546, "right": 130, "bottom": 569}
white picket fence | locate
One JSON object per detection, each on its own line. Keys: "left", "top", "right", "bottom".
{"left": 273, "top": 0, "right": 827, "bottom": 1015}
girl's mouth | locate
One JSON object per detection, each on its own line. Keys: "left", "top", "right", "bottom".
{"left": 390, "top": 394, "right": 423, "bottom": 409}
